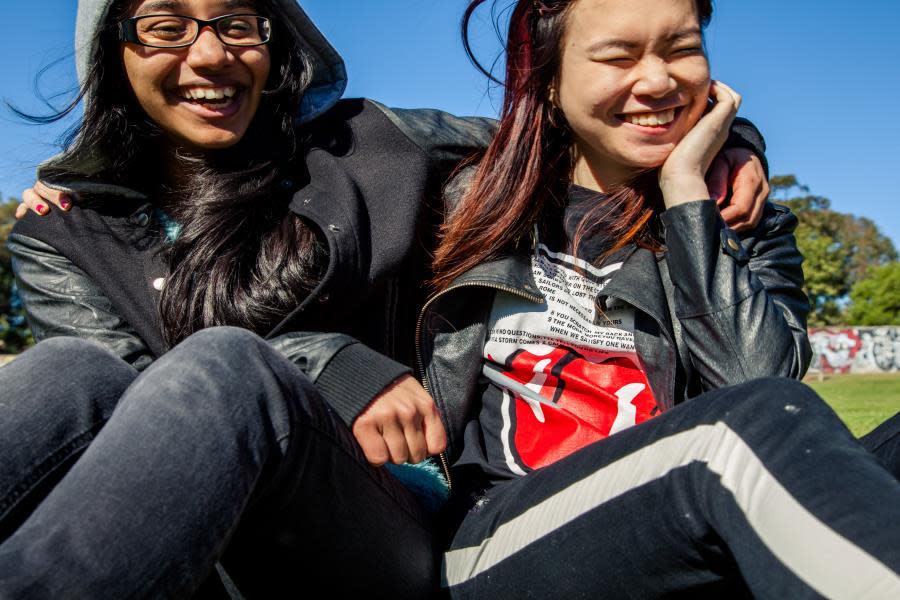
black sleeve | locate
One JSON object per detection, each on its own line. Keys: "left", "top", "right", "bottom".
{"left": 369, "top": 102, "right": 496, "bottom": 180}
{"left": 725, "top": 117, "right": 769, "bottom": 178}
{"left": 8, "top": 233, "right": 154, "bottom": 370}
{"left": 661, "top": 200, "right": 811, "bottom": 389}
{"left": 269, "top": 331, "right": 412, "bottom": 427}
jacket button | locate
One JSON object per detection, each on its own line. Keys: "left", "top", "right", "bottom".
{"left": 135, "top": 212, "right": 150, "bottom": 227}
{"left": 727, "top": 238, "right": 741, "bottom": 252}
{"left": 152, "top": 277, "right": 166, "bottom": 291}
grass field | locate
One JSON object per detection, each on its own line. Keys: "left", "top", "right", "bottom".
{"left": 806, "top": 373, "right": 900, "bottom": 437}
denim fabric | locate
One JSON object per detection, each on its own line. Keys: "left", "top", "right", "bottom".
{"left": 0, "top": 338, "right": 137, "bottom": 543}
{"left": 0, "top": 329, "right": 438, "bottom": 599}
{"left": 446, "top": 378, "right": 900, "bottom": 599}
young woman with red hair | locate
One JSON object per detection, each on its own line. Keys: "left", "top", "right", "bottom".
{"left": 421, "top": 0, "right": 900, "bottom": 597}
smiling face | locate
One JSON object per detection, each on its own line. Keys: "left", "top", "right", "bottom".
{"left": 555, "top": 0, "right": 711, "bottom": 189}
{"left": 121, "top": 0, "right": 271, "bottom": 151}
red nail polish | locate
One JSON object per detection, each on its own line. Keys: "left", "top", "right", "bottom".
{"left": 60, "top": 199, "right": 71, "bottom": 209}
{"left": 36, "top": 204, "right": 47, "bottom": 214}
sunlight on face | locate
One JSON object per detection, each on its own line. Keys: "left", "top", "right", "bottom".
{"left": 556, "top": 0, "right": 711, "bottom": 189}
{"left": 121, "top": 0, "right": 272, "bottom": 151}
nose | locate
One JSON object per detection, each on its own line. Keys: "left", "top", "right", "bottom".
{"left": 185, "top": 27, "right": 232, "bottom": 71}
{"left": 631, "top": 56, "right": 677, "bottom": 98}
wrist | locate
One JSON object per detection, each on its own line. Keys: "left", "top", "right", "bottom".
{"left": 659, "top": 174, "right": 710, "bottom": 209}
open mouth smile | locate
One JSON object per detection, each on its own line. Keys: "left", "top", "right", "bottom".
{"left": 172, "top": 85, "right": 244, "bottom": 117}
{"left": 617, "top": 107, "right": 683, "bottom": 130}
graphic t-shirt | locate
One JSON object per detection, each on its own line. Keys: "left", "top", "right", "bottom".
{"left": 456, "top": 186, "right": 660, "bottom": 483}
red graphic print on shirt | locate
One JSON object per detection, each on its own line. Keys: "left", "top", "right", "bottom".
{"left": 489, "top": 347, "right": 657, "bottom": 470}
{"left": 481, "top": 243, "right": 659, "bottom": 477}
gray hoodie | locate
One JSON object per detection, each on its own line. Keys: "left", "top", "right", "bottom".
{"left": 75, "top": 0, "right": 347, "bottom": 123}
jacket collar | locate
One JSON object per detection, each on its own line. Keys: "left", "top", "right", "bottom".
{"left": 446, "top": 254, "right": 543, "bottom": 302}
{"left": 601, "top": 247, "right": 671, "bottom": 327}
{"left": 441, "top": 246, "right": 670, "bottom": 324}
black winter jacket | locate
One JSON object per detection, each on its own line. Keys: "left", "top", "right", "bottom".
{"left": 10, "top": 99, "right": 495, "bottom": 426}
{"left": 416, "top": 199, "right": 812, "bottom": 475}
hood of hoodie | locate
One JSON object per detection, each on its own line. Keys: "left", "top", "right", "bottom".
{"left": 75, "top": 0, "right": 347, "bottom": 124}
{"left": 38, "top": 0, "right": 347, "bottom": 192}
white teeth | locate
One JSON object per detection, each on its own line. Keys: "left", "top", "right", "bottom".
{"left": 625, "top": 108, "right": 676, "bottom": 127}
{"left": 180, "top": 87, "right": 238, "bottom": 102}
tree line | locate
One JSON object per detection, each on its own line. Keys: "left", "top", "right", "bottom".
{"left": 1, "top": 177, "right": 898, "bottom": 352}
{"left": 771, "top": 176, "right": 899, "bottom": 327}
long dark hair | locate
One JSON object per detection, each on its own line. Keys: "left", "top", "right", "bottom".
{"left": 16, "top": 0, "right": 326, "bottom": 346}
{"left": 432, "top": 0, "right": 713, "bottom": 290}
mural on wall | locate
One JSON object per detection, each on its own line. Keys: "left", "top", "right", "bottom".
{"left": 809, "top": 327, "right": 900, "bottom": 374}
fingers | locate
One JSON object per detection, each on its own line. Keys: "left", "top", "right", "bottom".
{"left": 16, "top": 182, "right": 72, "bottom": 219}
{"left": 33, "top": 181, "right": 72, "bottom": 211}
{"left": 706, "top": 154, "right": 731, "bottom": 204}
{"left": 710, "top": 79, "right": 742, "bottom": 112}
{"left": 19, "top": 187, "right": 49, "bottom": 218}
{"left": 719, "top": 148, "right": 768, "bottom": 232}
{"left": 423, "top": 401, "right": 448, "bottom": 457}
{"left": 660, "top": 80, "right": 743, "bottom": 204}
{"left": 382, "top": 418, "right": 416, "bottom": 465}
{"left": 351, "top": 375, "right": 446, "bottom": 467}
{"left": 353, "top": 420, "right": 391, "bottom": 467}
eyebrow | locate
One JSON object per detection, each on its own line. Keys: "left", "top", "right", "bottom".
{"left": 135, "top": 0, "right": 257, "bottom": 16}
{"left": 585, "top": 28, "right": 703, "bottom": 54}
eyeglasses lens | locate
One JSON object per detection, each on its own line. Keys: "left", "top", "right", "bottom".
{"left": 135, "top": 15, "right": 271, "bottom": 47}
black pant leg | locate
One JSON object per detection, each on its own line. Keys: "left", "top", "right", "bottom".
{"left": 445, "top": 378, "right": 900, "bottom": 599}
{"left": 859, "top": 411, "right": 900, "bottom": 479}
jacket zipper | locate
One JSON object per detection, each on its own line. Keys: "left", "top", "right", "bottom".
{"left": 415, "top": 281, "right": 544, "bottom": 493}
{"left": 599, "top": 289, "right": 677, "bottom": 407}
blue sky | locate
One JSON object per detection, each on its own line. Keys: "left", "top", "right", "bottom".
{"left": 1, "top": 0, "right": 898, "bottom": 248}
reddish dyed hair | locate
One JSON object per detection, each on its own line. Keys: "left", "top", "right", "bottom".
{"left": 432, "top": 0, "right": 713, "bottom": 290}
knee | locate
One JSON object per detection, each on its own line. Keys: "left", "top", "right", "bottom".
{"left": 717, "top": 377, "right": 841, "bottom": 431}
{"left": 152, "top": 327, "right": 313, "bottom": 410}
{"left": 173, "top": 326, "right": 264, "bottom": 354}
{"left": 166, "top": 327, "right": 270, "bottom": 369}
{"left": 23, "top": 337, "right": 136, "bottom": 388}
{"left": 9, "top": 337, "right": 136, "bottom": 416}
{"left": 28, "top": 336, "right": 117, "bottom": 362}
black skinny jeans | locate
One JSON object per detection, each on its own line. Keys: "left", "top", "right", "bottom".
{"left": 0, "top": 330, "right": 438, "bottom": 599}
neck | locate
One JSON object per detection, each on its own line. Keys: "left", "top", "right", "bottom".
{"left": 570, "top": 143, "right": 638, "bottom": 194}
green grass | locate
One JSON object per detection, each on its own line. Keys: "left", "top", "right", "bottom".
{"left": 806, "top": 373, "right": 900, "bottom": 437}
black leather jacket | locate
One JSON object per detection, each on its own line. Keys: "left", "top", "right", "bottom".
{"left": 416, "top": 199, "right": 812, "bottom": 471}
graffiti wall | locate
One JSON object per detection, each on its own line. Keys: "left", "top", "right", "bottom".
{"left": 808, "top": 327, "right": 900, "bottom": 374}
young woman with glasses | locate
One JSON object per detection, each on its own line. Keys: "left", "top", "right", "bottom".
{"left": 418, "top": 0, "right": 900, "bottom": 597}
{"left": 2, "top": 0, "right": 773, "bottom": 596}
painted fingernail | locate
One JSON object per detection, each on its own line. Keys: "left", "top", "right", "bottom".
{"left": 36, "top": 204, "right": 47, "bottom": 214}
{"left": 60, "top": 198, "right": 71, "bottom": 210}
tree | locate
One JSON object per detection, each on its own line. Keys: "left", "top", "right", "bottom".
{"left": 1, "top": 196, "right": 33, "bottom": 352}
{"left": 770, "top": 175, "right": 898, "bottom": 326}
{"left": 845, "top": 262, "right": 900, "bottom": 326}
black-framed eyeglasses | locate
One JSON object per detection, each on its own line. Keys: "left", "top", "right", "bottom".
{"left": 119, "top": 14, "right": 273, "bottom": 48}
